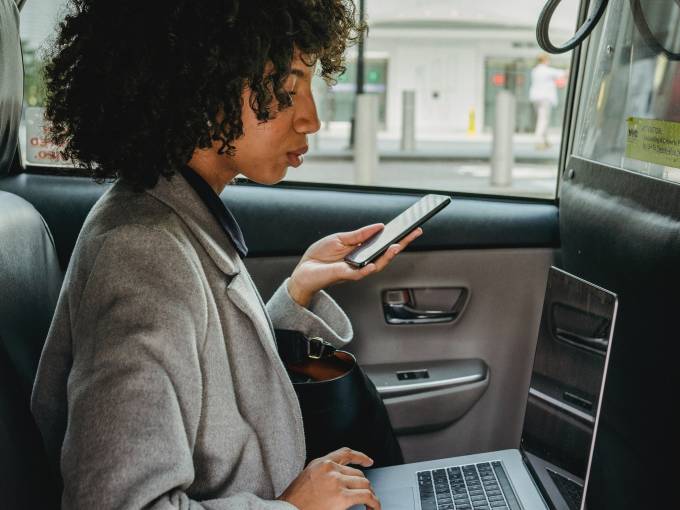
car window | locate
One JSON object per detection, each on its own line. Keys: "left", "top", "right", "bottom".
{"left": 574, "top": 0, "right": 680, "bottom": 184}
{"left": 296, "top": 1, "right": 578, "bottom": 199}
{"left": 18, "top": 0, "right": 70, "bottom": 167}
{"left": 19, "top": 0, "right": 578, "bottom": 199}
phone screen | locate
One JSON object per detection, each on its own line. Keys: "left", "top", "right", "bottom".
{"left": 345, "top": 194, "right": 451, "bottom": 267}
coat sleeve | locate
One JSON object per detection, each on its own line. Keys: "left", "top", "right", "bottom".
{"left": 61, "top": 224, "right": 296, "bottom": 510}
{"left": 265, "top": 277, "right": 353, "bottom": 348}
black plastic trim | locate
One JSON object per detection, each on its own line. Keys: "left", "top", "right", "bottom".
{"left": 0, "top": 173, "right": 560, "bottom": 269}
{"left": 565, "top": 155, "right": 680, "bottom": 217}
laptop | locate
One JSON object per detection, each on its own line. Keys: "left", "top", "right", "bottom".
{"left": 360, "top": 267, "right": 618, "bottom": 510}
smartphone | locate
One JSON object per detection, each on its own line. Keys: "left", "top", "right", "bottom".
{"left": 344, "top": 194, "right": 452, "bottom": 268}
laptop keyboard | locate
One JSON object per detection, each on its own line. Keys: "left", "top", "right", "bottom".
{"left": 547, "top": 469, "right": 583, "bottom": 510}
{"left": 417, "top": 461, "right": 521, "bottom": 510}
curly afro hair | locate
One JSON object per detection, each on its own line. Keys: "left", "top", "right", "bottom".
{"left": 43, "top": 0, "right": 365, "bottom": 189}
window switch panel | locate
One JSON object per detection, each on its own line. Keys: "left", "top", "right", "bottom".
{"left": 397, "top": 369, "right": 430, "bottom": 381}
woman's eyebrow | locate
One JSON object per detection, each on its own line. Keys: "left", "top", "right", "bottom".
{"left": 290, "top": 68, "right": 306, "bottom": 78}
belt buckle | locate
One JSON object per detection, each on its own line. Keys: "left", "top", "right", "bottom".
{"left": 307, "top": 336, "right": 331, "bottom": 360}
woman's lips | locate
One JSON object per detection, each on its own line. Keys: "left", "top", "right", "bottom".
{"left": 286, "top": 152, "right": 303, "bottom": 167}
{"left": 286, "top": 145, "right": 308, "bottom": 168}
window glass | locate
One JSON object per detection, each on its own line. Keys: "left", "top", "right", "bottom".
{"left": 19, "top": 0, "right": 70, "bottom": 166}
{"left": 574, "top": 0, "right": 680, "bottom": 184}
{"left": 19, "top": 0, "right": 578, "bottom": 198}
{"left": 297, "top": 1, "right": 578, "bottom": 198}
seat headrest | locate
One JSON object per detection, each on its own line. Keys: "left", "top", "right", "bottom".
{"left": 0, "top": 0, "right": 23, "bottom": 176}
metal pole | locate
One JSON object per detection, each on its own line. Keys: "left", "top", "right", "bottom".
{"left": 354, "top": 94, "right": 379, "bottom": 185}
{"left": 401, "top": 90, "right": 416, "bottom": 152}
{"left": 490, "top": 89, "right": 516, "bottom": 187}
{"left": 357, "top": 0, "right": 365, "bottom": 96}
{"left": 349, "top": 0, "right": 365, "bottom": 148}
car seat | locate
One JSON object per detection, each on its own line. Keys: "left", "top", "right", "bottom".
{"left": 0, "top": 0, "right": 63, "bottom": 506}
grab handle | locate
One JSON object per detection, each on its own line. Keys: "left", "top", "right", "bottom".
{"left": 536, "top": 0, "right": 609, "bottom": 53}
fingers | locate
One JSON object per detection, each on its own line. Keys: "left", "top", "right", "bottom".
{"left": 327, "top": 447, "right": 374, "bottom": 467}
{"left": 330, "top": 260, "right": 377, "bottom": 282}
{"left": 337, "top": 474, "right": 372, "bottom": 490}
{"left": 399, "top": 227, "right": 423, "bottom": 247}
{"left": 336, "top": 223, "right": 384, "bottom": 246}
{"left": 336, "top": 463, "right": 367, "bottom": 478}
{"left": 337, "top": 226, "right": 423, "bottom": 282}
{"left": 371, "top": 227, "right": 423, "bottom": 273}
{"left": 346, "top": 488, "right": 382, "bottom": 510}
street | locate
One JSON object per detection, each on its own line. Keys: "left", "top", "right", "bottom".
{"left": 285, "top": 159, "right": 558, "bottom": 198}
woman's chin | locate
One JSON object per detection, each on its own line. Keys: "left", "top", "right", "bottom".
{"left": 245, "top": 165, "right": 288, "bottom": 185}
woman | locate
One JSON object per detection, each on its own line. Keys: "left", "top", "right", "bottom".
{"left": 30, "top": 1, "right": 421, "bottom": 509}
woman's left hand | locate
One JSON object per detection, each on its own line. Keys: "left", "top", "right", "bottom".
{"left": 287, "top": 223, "right": 423, "bottom": 307}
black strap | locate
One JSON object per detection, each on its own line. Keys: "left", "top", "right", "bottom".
{"left": 274, "top": 329, "right": 337, "bottom": 365}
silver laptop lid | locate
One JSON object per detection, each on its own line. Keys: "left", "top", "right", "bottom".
{"left": 520, "top": 266, "right": 618, "bottom": 509}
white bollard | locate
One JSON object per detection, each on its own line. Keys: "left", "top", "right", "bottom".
{"left": 354, "top": 94, "right": 379, "bottom": 185}
{"left": 490, "top": 89, "right": 516, "bottom": 187}
{"left": 401, "top": 90, "right": 416, "bottom": 152}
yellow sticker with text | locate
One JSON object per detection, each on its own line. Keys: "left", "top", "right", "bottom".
{"left": 626, "top": 117, "right": 680, "bottom": 169}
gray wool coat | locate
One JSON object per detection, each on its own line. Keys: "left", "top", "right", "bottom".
{"left": 31, "top": 171, "right": 353, "bottom": 509}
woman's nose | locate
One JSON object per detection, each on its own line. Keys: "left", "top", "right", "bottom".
{"left": 294, "top": 94, "right": 322, "bottom": 135}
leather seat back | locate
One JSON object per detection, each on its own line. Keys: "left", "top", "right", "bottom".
{"left": 1, "top": 0, "right": 62, "bottom": 506}
{"left": 0, "top": 191, "right": 62, "bottom": 509}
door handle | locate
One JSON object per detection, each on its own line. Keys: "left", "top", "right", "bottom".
{"left": 382, "top": 288, "right": 468, "bottom": 325}
{"left": 384, "top": 302, "right": 459, "bottom": 324}
{"left": 551, "top": 302, "right": 611, "bottom": 355}
{"left": 554, "top": 328, "right": 608, "bottom": 355}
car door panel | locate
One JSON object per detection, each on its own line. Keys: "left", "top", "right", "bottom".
{"left": 364, "top": 358, "right": 489, "bottom": 434}
{"left": 247, "top": 246, "right": 554, "bottom": 462}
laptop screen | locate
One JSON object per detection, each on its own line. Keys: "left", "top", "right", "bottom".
{"left": 520, "top": 267, "right": 617, "bottom": 494}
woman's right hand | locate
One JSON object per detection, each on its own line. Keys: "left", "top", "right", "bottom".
{"left": 277, "top": 447, "right": 381, "bottom": 510}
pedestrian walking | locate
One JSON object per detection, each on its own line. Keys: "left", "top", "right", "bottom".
{"left": 529, "top": 54, "right": 567, "bottom": 149}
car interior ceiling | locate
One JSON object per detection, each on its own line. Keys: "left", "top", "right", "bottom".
{"left": 1, "top": 0, "right": 679, "bottom": 508}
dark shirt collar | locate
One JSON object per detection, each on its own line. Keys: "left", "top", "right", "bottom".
{"left": 179, "top": 166, "right": 248, "bottom": 259}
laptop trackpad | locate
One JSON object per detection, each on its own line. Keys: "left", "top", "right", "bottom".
{"left": 351, "top": 486, "right": 415, "bottom": 510}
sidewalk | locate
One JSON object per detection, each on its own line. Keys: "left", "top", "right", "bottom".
{"left": 307, "top": 128, "right": 561, "bottom": 162}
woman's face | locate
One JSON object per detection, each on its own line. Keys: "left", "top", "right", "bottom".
{"left": 229, "top": 53, "right": 321, "bottom": 185}
{"left": 188, "top": 52, "right": 321, "bottom": 192}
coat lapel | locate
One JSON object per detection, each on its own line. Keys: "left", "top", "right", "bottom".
{"left": 146, "top": 172, "right": 306, "bottom": 464}
{"left": 226, "top": 267, "right": 306, "bottom": 445}
{"left": 146, "top": 172, "right": 238, "bottom": 277}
